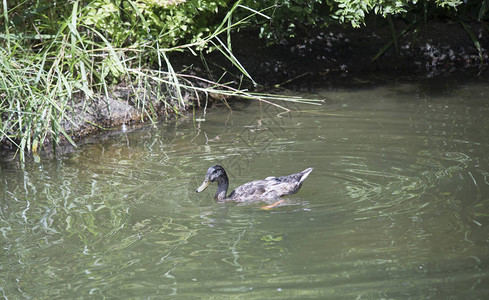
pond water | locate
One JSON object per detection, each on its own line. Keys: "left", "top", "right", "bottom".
{"left": 1, "top": 78, "right": 489, "bottom": 299}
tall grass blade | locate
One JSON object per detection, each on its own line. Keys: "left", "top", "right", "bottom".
{"left": 237, "top": 4, "right": 272, "bottom": 20}
{"left": 460, "top": 21, "right": 483, "bottom": 67}
{"left": 212, "top": 37, "right": 256, "bottom": 85}
{"left": 125, "top": 0, "right": 151, "bottom": 34}
{"left": 479, "top": 0, "right": 487, "bottom": 21}
{"left": 372, "top": 21, "right": 418, "bottom": 62}
{"left": 161, "top": 50, "right": 185, "bottom": 109}
{"left": 2, "top": 0, "right": 10, "bottom": 54}
{"left": 387, "top": 15, "right": 399, "bottom": 55}
{"left": 88, "top": 27, "right": 125, "bottom": 80}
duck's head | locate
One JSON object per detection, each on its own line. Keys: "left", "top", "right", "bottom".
{"left": 196, "top": 165, "right": 228, "bottom": 193}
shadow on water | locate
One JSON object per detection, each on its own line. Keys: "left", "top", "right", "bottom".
{"left": 1, "top": 76, "right": 489, "bottom": 298}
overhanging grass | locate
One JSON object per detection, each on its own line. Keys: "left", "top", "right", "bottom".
{"left": 1, "top": 0, "right": 320, "bottom": 164}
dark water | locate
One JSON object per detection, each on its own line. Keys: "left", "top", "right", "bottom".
{"left": 1, "top": 79, "right": 489, "bottom": 298}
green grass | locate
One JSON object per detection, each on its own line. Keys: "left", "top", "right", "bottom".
{"left": 0, "top": 0, "right": 320, "bottom": 164}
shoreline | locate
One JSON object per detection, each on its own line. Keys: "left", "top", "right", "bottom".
{"left": 1, "top": 20, "right": 487, "bottom": 161}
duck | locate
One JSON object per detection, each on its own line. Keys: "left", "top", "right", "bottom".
{"left": 195, "top": 165, "right": 313, "bottom": 202}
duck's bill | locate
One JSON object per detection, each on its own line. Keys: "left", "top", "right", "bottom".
{"left": 196, "top": 179, "right": 211, "bottom": 193}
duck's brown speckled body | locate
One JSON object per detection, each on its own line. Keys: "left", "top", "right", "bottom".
{"left": 196, "top": 165, "right": 313, "bottom": 202}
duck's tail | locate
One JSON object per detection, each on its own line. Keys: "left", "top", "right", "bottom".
{"left": 299, "top": 167, "right": 313, "bottom": 184}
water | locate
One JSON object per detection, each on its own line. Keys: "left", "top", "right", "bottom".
{"left": 1, "top": 78, "right": 489, "bottom": 299}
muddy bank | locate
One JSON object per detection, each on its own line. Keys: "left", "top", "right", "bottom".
{"left": 2, "top": 19, "right": 487, "bottom": 160}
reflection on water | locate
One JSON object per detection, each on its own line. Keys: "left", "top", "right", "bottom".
{"left": 1, "top": 79, "right": 489, "bottom": 298}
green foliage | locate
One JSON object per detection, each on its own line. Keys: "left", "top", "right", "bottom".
{"left": 82, "top": 0, "right": 228, "bottom": 48}
{"left": 332, "top": 0, "right": 470, "bottom": 26}
{"left": 239, "top": 0, "right": 326, "bottom": 40}
{"left": 239, "top": 0, "right": 486, "bottom": 40}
